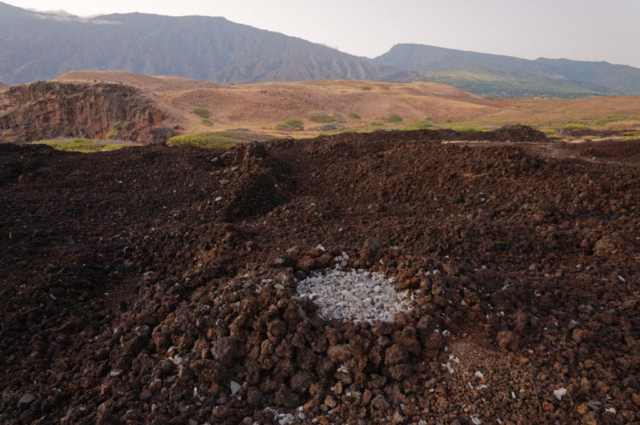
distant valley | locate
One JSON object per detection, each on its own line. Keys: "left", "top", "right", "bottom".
{"left": 1, "top": 1, "right": 640, "bottom": 98}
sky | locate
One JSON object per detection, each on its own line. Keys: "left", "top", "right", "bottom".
{"left": 5, "top": 0, "right": 640, "bottom": 67}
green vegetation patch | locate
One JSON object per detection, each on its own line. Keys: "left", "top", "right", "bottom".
{"left": 276, "top": 119, "right": 304, "bottom": 131}
{"left": 347, "top": 113, "right": 361, "bottom": 120}
{"left": 32, "top": 139, "right": 133, "bottom": 153}
{"left": 201, "top": 119, "right": 214, "bottom": 127}
{"left": 106, "top": 130, "right": 120, "bottom": 139}
{"left": 388, "top": 113, "right": 404, "bottom": 123}
{"left": 403, "top": 121, "right": 435, "bottom": 130}
{"left": 167, "top": 133, "right": 239, "bottom": 149}
{"left": 594, "top": 115, "right": 623, "bottom": 126}
{"left": 192, "top": 107, "right": 210, "bottom": 119}
{"left": 167, "top": 130, "right": 273, "bottom": 149}
{"left": 309, "top": 113, "right": 336, "bottom": 123}
{"left": 561, "top": 124, "right": 590, "bottom": 130}
{"left": 361, "top": 86, "right": 373, "bottom": 91}
{"left": 371, "top": 122, "right": 384, "bottom": 127}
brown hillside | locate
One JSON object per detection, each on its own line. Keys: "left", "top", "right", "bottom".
{"left": 57, "top": 71, "right": 493, "bottom": 134}
{"left": 0, "top": 82, "right": 7, "bottom": 91}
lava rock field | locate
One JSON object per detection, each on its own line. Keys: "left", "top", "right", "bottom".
{"left": 0, "top": 128, "right": 639, "bottom": 424}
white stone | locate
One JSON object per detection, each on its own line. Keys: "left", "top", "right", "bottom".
{"left": 296, "top": 269, "right": 411, "bottom": 323}
{"left": 230, "top": 381, "right": 242, "bottom": 396}
{"left": 553, "top": 388, "right": 567, "bottom": 400}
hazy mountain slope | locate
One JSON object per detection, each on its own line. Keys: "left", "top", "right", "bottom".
{"left": 0, "top": 2, "right": 380, "bottom": 85}
{"left": 373, "top": 44, "right": 556, "bottom": 77}
{"left": 372, "top": 44, "right": 626, "bottom": 98}
{"left": 535, "top": 58, "right": 640, "bottom": 95}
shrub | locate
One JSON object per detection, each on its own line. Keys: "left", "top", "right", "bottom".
{"left": 424, "top": 116, "right": 433, "bottom": 121}
{"left": 106, "top": 130, "right": 120, "bottom": 139}
{"left": 332, "top": 113, "right": 343, "bottom": 119}
{"left": 594, "top": 115, "right": 623, "bottom": 126}
{"left": 561, "top": 124, "right": 589, "bottom": 130}
{"left": 371, "top": 122, "right": 384, "bottom": 127}
{"left": 361, "top": 86, "right": 373, "bottom": 91}
{"left": 388, "top": 113, "right": 403, "bottom": 123}
{"left": 403, "top": 121, "right": 434, "bottom": 130}
{"left": 347, "top": 113, "right": 361, "bottom": 120}
{"left": 114, "top": 120, "right": 130, "bottom": 130}
{"left": 193, "top": 107, "right": 210, "bottom": 119}
{"left": 309, "top": 113, "right": 335, "bottom": 123}
{"left": 283, "top": 119, "right": 304, "bottom": 130}
{"left": 201, "top": 119, "right": 214, "bottom": 127}
{"left": 275, "top": 124, "right": 293, "bottom": 131}
{"left": 167, "top": 133, "right": 238, "bottom": 149}
{"left": 31, "top": 139, "right": 132, "bottom": 153}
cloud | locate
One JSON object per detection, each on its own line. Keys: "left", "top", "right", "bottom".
{"left": 26, "top": 8, "right": 120, "bottom": 25}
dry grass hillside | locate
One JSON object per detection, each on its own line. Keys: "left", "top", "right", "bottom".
{"left": 464, "top": 96, "right": 640, "bottom": 129}
{"left": 57, "top": 71, "right": 640, "bottom": 138}
{"left": 57, "top": 71, "right": 493, "bottom": 135}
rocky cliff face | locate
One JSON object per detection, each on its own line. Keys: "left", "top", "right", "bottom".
{"left": 0, "top": 81, "right": 178, "bottom": 144}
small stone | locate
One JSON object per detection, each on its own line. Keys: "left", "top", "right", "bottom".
{"left": 496, "top": 331, "right": 519, "bottom": 351}
{"left": 371, "top": 395, "right": 390, "bottom": 410}
{"left": 324, "top": 396, "right": 337, "bottom": 408}
{"left": 393, "top": 411, "right": 405, "bottom": 424}
{"left": 18, "top": 394, "right": 35, "bottom": 405}
{"left": 230, "top": 381, "right": 242, "bottom": 396}
{"left": 362, "top": 389, "right": 372, "bottom": 405}
{"left": 578, "top": 305, "right": 594, "bottom": 314}
{"left": 554, "top": 388, "right": 567, "bottom": 400}
{"left": 573, "top": 329, "right": 584, "bottom": 344}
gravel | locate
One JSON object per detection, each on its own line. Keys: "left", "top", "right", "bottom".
{"left": 296, "top": 269, "right": 412, "bottom": 323}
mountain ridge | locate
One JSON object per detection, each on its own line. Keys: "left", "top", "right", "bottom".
{"left": 0, "top": 2, "right": 382, "bottom": 86}
{"left": 371, "top": 43, "right": 640, "bottom": 97}
{"left": 2, "top": 2, "right": 640, "bottom": 98}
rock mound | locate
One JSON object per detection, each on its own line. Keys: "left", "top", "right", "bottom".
{"left": 0, "top": 81, "right": 178, "bottom": 144}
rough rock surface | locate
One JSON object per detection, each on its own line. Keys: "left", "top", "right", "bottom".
{"left": 0, "top": 134, "right": 639, "bottom": 425}
{"left": 296, "top": 269, "right": 412, "bottom": 323}
{"left": 0, "top": 81, "right": 179, "bottom": 144}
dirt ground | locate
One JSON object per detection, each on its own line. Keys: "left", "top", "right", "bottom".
{"left": 1, "top": 128, "right": 639, "bottom": 424}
